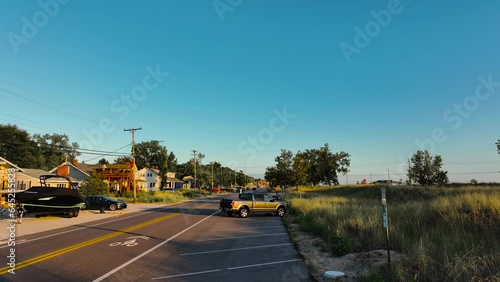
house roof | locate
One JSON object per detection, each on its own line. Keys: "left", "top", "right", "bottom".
{"left": 167, "top": 177, "right": 182, "bottom": 182}
{"left": 18, "top": 169, "right": 53, "bottom": 180}
{"left": 49, "top": 161, "right": 91, "bottom": 178}
{"left": 0, "top": 156, "right": 23, "bottom": 171}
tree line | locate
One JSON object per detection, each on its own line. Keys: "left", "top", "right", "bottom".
{"left": 0, "top": 124, "right": 254, "bottom": 188}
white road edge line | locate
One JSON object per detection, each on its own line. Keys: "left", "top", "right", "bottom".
{"left": 209, "top": 225, "right": 283, "bottom": 232}
{"left": 151, "top": 269, "right": 222, "bottom": 280}
{"left": 227, "top": 259, "right": 301, "bottom": 270}
{"left": 197, "top": 232, "right": 287, "bottom": 241}
{"left": 92, "top": 210, "right": 221, "bottom": 282}
{"left": 151, "top": 259, "right": 301, "bottom": 280}
{"left": 181, "top": 243, "right": 292, "bottom": 256}
{"left": 0, "top": 203, "right": 190, "bottom": 248}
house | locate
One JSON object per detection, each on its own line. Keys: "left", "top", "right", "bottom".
{"left": 92, "top": 161, "right": 138, "bottom": 194}
{"left": 182, "top": 176, "right": 194, "bottom": 188}
{"left": 0, "top": 156, "right": 23, "bottom": 190}
{"left": 166, "top": 172, "right": 182, "bottom": 189}
{"left": 137, "top": 167, "right": 161, "bottom": 192}
{"left": 49, "top": 160, "right": 92, "bottom": 187}
{"left": 16, "top": 168, "right": 53, "bottom": 189}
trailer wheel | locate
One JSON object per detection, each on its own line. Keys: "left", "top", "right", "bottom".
{"left": 73, "top": 208, "right": 79, "bottom": 218}
{"left": 66, "top": 209, "right": 75, "bottom": 218}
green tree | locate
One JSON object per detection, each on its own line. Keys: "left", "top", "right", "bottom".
{"left": 407, "top": 150, "right": 449, "bottom": 186}
{"left": 98, "top": 158, "right": 109, "bottom": 164}
{"left": 79, "top": 173, "right": 108, "bottom": 197}
{"left": 265, "top": 149, "right": 294, "bottom": 189}
{"left": 303, "top": 144, "right": 350, "bottom": 185}
{"left": 0, "top": 124, "right": 40, "bottom": 168}
{"left": 33, "top": 133, "right": 80, "bottom": 170}
{"left": 496, "top": 139, "right": 500, "bottom": 154}
{"left": 292, "top": 151, "right": 310, "bottom": 189}
{"left": 114, "top": 156, "right": 132, "bottom": 164}
{"left": 134, "top": 141, "right": 169, "bottom": 187}
{"left": 167, "top": 152, "right": 177, "bottom": 172}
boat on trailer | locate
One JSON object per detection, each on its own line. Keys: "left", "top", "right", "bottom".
{"left": 15, "top": 175, "right": 85, "bottom": 218}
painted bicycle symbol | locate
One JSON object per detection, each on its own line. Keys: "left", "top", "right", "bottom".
{"left": 109, "top": 236, "right": 150, "bottom": 247}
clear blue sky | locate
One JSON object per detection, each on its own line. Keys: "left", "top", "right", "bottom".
{"left": 1, "top": 0, "right": 499, "bottom": 183}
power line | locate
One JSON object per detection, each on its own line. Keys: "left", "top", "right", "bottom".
{"left": 83, "top": 143, "right": 132, "bottom": 163}
{"left": 0, "top": 86, "right": 100, "bottom": 124}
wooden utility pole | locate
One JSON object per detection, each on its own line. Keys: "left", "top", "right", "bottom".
{"left": 211, "top": 162, "right": 214, "bottom": 190}
{"left": 192, "top": 150, "right": 197, "bottom": 189}
{"left": 124, "top": 127, "right": 142, "bottom": 203}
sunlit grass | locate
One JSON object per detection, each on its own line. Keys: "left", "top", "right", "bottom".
{"left": 285, "top": 185, "right": 500, "bottom": 281}
{"left": 118, "top": 188, "right": 208, "bottom": 203}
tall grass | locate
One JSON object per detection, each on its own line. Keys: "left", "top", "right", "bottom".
{"left": 285, "top": 185, "right": 500, "bottom": 281}
{"left": 118, "top": 188, "right": 208, "bottom": 203}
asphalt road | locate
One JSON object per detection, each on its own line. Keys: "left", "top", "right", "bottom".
{"left": 0, "top": 195, "right": 311, "bottom": 281}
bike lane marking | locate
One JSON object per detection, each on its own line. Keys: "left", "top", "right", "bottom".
{"left": 0, "top": 213, "right": 179, "bottom": 275}
{"left": 93, "top": 209, "right": 220, "bottom": 282}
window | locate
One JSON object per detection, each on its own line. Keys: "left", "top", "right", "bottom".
{"left": 264, "top": 194, "right": 273, "bottom": 202}
{"left": 253, "top": 194, "right": 264, "bottom": 202}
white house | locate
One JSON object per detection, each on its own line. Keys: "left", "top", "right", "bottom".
{"left": 137, "top": 167, "right": 161, "bottom": 192}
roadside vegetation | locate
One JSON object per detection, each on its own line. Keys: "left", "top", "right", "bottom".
{"left": 117, "top": 188, "right": 210, "bottom": 204}
{"left": 285, "top": 184, "right": 500, "bottom": 281}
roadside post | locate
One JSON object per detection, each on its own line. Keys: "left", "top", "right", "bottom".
{"left": 381, "top": 188, "right": 391, "bottom": 264}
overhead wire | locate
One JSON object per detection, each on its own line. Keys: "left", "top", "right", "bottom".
{"left": 0, "top": 86, "right": 100, "bottom": 124}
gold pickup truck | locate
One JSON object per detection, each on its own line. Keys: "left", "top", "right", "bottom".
{"left": 219, "top": 192, "right": 287, "bottom": 218}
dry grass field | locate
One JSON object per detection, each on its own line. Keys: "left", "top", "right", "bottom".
{"left": 284, "top": 185, "right": 500, "bottom": 281}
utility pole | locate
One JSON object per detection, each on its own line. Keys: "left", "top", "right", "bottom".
{"left": 408, "top": 158, "right": 411, "bottom": 185}
{"left": 211, "top": 162, "right": 214, "bottom": 190}
{"left": 387, "top": 169, "right": 390, "bottom": 184}
{"left": 124, "top": 127, "right": 142, "bottom": 203}
{"left": 192, "top": 150, "right": 197, "bottom": 190}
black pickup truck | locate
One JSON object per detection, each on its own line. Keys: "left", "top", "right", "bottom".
{"left": 219, "top": 192, "right": 287, "bottom": 218}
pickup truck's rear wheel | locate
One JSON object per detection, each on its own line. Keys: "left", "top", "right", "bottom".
{"left": 277, "top": 206, "right": 286, "bottom": 217}
{"left": 239, "top": 207, "right": 249, "bottom": 218}
{"left": 226, "top": 211, "right": 234, "bottom": 216}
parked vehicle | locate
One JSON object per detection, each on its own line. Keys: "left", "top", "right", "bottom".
{"left": 84, "top": 196, "right": 127, "bottom": 211}
{"left": 219, "top": 192, "right": 287, "bottom": 218}
{"left": 15, "top": 175, "right": 85, "bottom": 218}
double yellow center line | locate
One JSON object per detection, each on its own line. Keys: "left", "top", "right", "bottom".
{"left": 1, "top": 203, "right": 213, "bottom": 275}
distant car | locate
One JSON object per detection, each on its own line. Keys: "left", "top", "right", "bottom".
{"left": 84, "top": 196, "right": 127, "bottom": 211}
